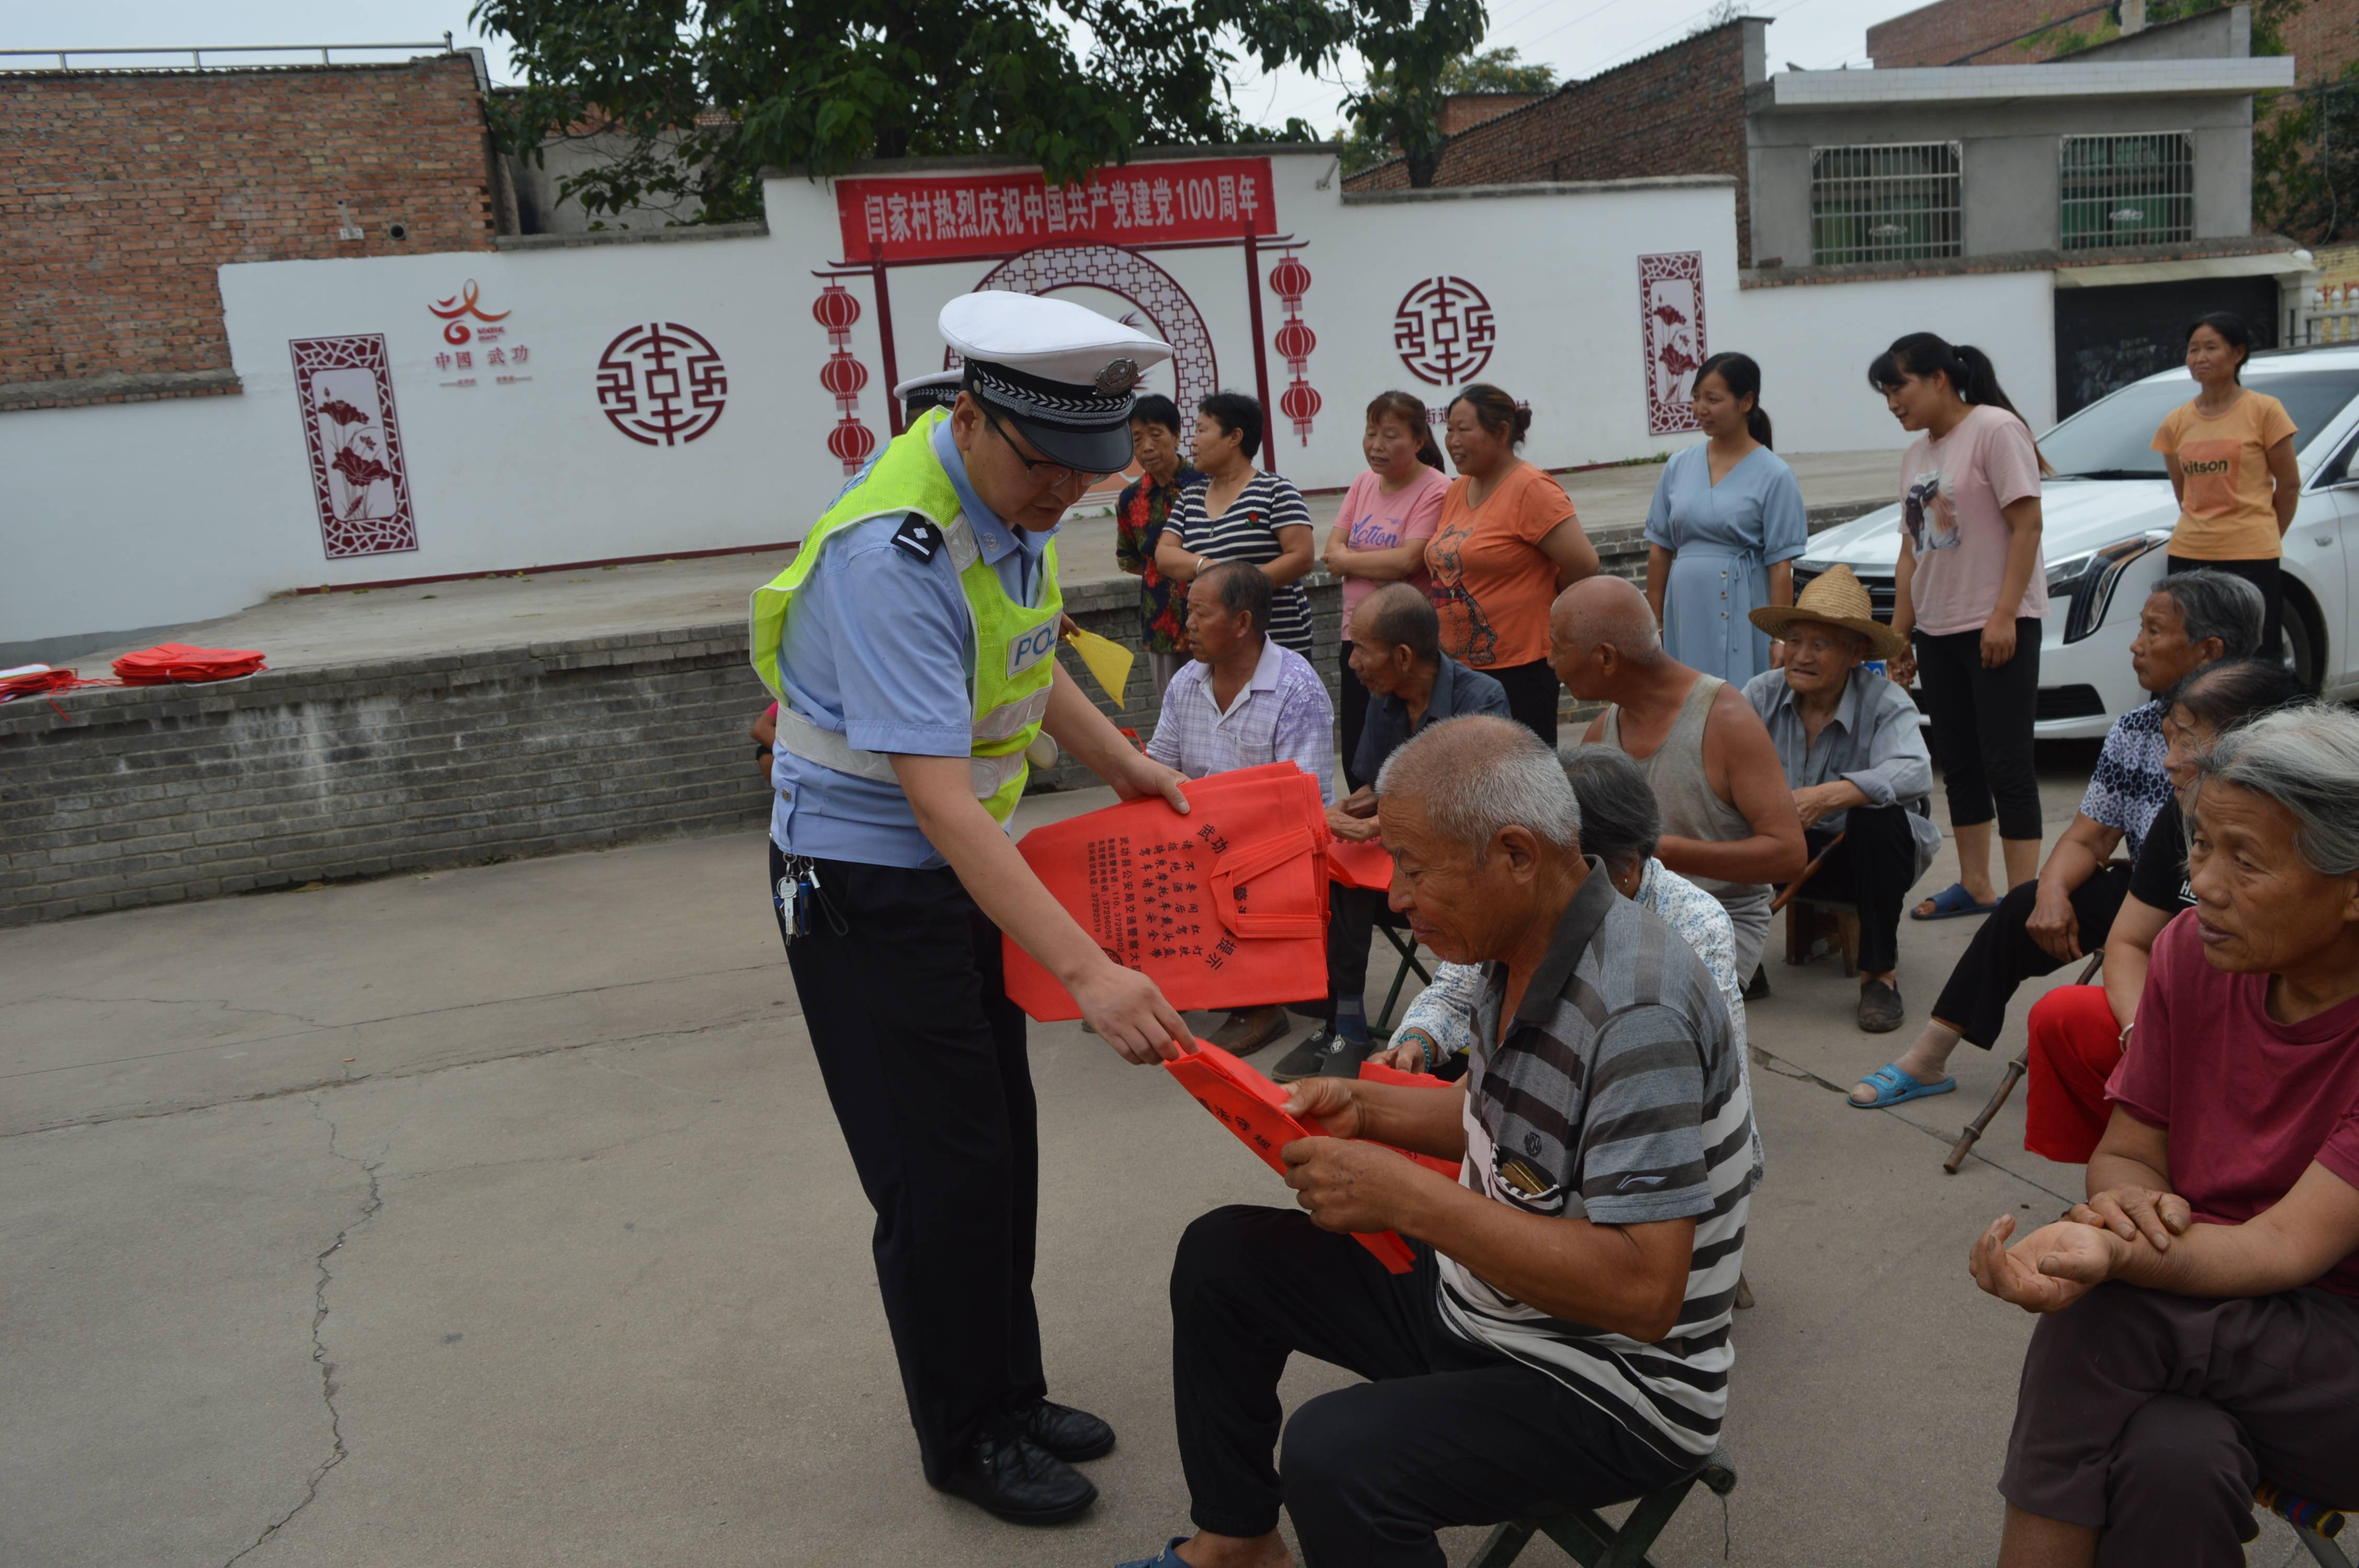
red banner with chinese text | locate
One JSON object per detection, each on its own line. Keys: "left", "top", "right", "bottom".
{"left": 834, "top": 157, "right": 1276, "bottom": 264}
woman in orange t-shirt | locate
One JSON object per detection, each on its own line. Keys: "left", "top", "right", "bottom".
{"left": 2150, "top": 311, "right": 2300, "bottom": 654}
{"left": 1426, "top": 385, "right": 1600, "bottom": 743}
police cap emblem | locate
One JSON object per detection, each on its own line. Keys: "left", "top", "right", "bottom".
{"left": 1094, "top": 358, "right": 1141, "bottom": 396}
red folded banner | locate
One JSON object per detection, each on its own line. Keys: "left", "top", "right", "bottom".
{"left": 111, "top": 642, "right": 267, "bottom": 684}
{"left": 1325, "top": 838, "right": 1394, "bottom": 892}
{"left": 1166, "top": 1042, "right": 1459, "bottom": 1274}
{"left": 1004, "top": 762, "right": 1333, "bottom": 1020}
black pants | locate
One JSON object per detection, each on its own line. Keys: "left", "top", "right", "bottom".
{"left": 2003, "top": 1282, "right": 2359, "bottom": 1565}
{"left": 1486, "top": 659, "right": 1561, "bottom": 748}
{"left": 1324, "top": 885, "right": 1383, "bottom": 1017}
{"left": 1171, "top": 1206, "right": 1689, "bottom": 1565}
{"left": 1802, "top": 804, "right": 1919, "bottom": 976}
{"left": 768, "top": 842, "right": 1045, "bottom": 1483}
{"left": 1913, "top": 618, "right": 2042, "bottom": 840}
{"left": 1339, "top": 644, "right": 1372, "bottom": 792}
{"left": 1930, "top": 864, "right": 2131, "bottom": 1049}
{"left": 2168, "top": 554, "right": 2282, "bottom": 660}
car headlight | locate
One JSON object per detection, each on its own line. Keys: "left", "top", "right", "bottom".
{"left": 2053, "top": 532, "right": 2170, "bottom": 643}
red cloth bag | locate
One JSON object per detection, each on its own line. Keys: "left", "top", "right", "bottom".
{"left": 1002, "top": 762, "right": 1333, "bottom": 1020}
{"left": 111, "top": 642, "right": 266, "bottom": 684}
{"left": 1325, "top": 838, "right": 1394, "bottom": 892}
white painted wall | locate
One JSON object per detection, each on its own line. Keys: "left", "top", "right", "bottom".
{"left": 1, "top": 146, "right": 2065, "bottom": 652}
{"left": 1725, "top": 269, "right": 2059, "bottom": 454}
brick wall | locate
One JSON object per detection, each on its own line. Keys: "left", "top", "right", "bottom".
{"left": 2280, "top": 0, "right": 2359, "bottom": 82}
{"left": 1346, "top": 25, "right": 1754, "bottom": 266}
{"left": 1866, "top": 0, "right": 2101, "bottom": 66}
{"left": 1, "top": 55, "right": 498, "bottom": 409}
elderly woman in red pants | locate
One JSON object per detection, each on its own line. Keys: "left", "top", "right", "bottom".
{"left": 2021, "top": 658, "right": 2308, "bottom": 1162}
{"left": 1973, "top": 702, "right": 2359, "bottom": 1566}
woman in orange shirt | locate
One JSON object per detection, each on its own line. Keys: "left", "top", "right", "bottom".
{"left": 1425, "top": 384, "right": 1600, "bottom": 743}
{"left": 2150, "top": 312, "right": 2300, "bottom": 654}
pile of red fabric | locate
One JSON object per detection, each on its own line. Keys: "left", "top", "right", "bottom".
{"left": 0, "top": 666, "right": 86, "bottom": 700}
{"left": 110, "top": 643, "right": 267, "bottom": 684}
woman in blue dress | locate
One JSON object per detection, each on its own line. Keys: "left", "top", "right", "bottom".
{"left": 1644, "top": 352, "right": 1810, "bottom": 684}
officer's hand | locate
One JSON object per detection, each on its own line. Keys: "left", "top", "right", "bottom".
{"left": 1113, "top": 754, "right": 1191, "bottom": 816}
{"left": 1070, "top": 961, "right": 1194, "bottom": 1065}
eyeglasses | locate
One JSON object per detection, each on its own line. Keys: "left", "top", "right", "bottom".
{"left": 982, "top": 407, "right": 1113, "bottom": 492}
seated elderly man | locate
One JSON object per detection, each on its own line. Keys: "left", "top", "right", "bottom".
{"left": 1120, "top": 716, "right": 1756, "bottom": 1568}
{"left": 1147, "top": 561, "right": 1335, "bottom": 1056}
{"left": 1274, "top": 582, "right": 1508, "bottom": 1083}
{"left": 1742, "top": 566, "right": 1941, "bottom": 1033}
{"left": 1856, "top": 569, "right": 2262, "bottom": 1109}
{"left": 1560, "top": 575, "right": 1805, "bottom": 984}
{"left": 1971, "top": 704, "right": 2359, "bottom": 1567}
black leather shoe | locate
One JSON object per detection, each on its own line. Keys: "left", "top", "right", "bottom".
{"left": 940, "top": 1430, "right": 1097, "bottom": 1525}
{"left": 1021, "top": 1398, "right": 1116, "bottom": 1462}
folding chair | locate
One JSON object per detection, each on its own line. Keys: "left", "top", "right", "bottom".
{"left": 1467, "top": 1447, "right": 1737, "bottom": 1568}
{"left": 1369, "top": 907, "right": 1430, "bottom": 1037}
{"left": 1942, "top": 951, "right": 2104, "bottom": 1174}
{"left": 2259, "top": 1479, "right": 2353, "bottom": 1568}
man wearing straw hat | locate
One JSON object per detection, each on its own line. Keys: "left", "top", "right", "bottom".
{"left": 1743, "top": 566, "right": 1941, "bottom": 1033}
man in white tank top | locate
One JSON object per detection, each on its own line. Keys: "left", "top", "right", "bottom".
{"left": 1553, "top": 577, "right": 1805, "bottom": 980}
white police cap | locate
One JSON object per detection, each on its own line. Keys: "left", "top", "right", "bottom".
{"left": 939, "top": 292, "right": 1175, "bottom": 474}
{"left": 892, "top": 370, "right": 963, "bottom": 418}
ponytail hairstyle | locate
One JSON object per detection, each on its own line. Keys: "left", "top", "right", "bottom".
{"left": 1450, "top": 383, "right": 1533, "bottom": 449}
{"left": 1866, "top": 332, "right": 2053, "bottom": 475}
{"left": 1693, "top": 351, "right": 1772, "bottom": 448}
{"left": 2185, "top": 311, "right": 2253, "bottom": 383}
{"left": 1366, "top": 389, "right": 1448, "bottom": 472}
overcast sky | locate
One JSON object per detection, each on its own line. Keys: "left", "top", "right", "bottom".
{"left": 5, "top": 0, "right": 1931, "bottom": 135}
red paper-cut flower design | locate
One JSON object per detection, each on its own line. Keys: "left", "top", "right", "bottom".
{"left": 319, "top": 397, "right": 373, "bottom": 428}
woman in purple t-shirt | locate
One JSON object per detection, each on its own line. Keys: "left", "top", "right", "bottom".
{"left": 1869, "top": 333, "right": 2051, "bottom": 921}
{"left": 1322, "top": 390, "right": 1450, "bottom": 788}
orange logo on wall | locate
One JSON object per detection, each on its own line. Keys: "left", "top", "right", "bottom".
{"left": 428, "top": 279, "right": 510, "bottom": 345}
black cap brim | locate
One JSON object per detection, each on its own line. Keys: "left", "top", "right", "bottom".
{"left": 1000, "top": 409, "right": 1136, "bottom": 476}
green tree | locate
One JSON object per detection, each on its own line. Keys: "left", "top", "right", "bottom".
{"left": 2028, "top": 0, "right": 2305, "bottom": 59}
{"left": 2257, "top": 65, "right": 2359, "bottom": 245}
{"left": 1340, "top": 39, "right": 1551, "bottom": 182}
{"left": 471, "top": 0, "right": 1358, "bottom": 227}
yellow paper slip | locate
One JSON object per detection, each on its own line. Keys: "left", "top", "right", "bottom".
{"left": 1063, "top": 628, "right": 1134, "bottom": 708}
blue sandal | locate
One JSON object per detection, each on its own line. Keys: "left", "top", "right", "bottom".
{"left": 1850, "top": 1063, "right": 1956, "bottom": 1109}
{"left": 1911, "top": 882, "right": 2001, "bottom": 921}
{"left": 1116, "top": 1539, "right": 1192, "bottom": 1568}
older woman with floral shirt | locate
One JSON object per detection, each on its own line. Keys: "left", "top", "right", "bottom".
{"left": 1114, "top": 393, "right": 1204, "bottom": 697}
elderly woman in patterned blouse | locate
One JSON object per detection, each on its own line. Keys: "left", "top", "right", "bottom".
{"left": 1380, "top": 744, "right": 1761, "bottom": 1177}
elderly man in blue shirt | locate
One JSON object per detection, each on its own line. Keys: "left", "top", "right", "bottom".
{"left": 751, "top": 293, "right": 1201, "bottom": 1529}
{"left": 1742, "top": 566, "right": 1939, "bottom": 1034}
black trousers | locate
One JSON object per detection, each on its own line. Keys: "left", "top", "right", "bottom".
{"left": 1172, "top": 1206, "right": 1688, "bottom": 1565}
{"left": 1486, "top": 659, "right": 1561, "bottom": 748}
{"left": 769, "top": 842, "right": 1045, "bottom": 1483}
{"left": 2168, "top": 554, "right": 2282, "bottom": 660}
{"left": 1324, "top": 885, "right": 1384, "bottom": 1016}
{"left": 1339, "top": 643, "right": 1373, "bottom": 793}
{"left": 1802, "top": 804, "right": 1919, "bottom": 976}
{"left": 1913, "top": 618, "right": 2042, "bottom": 840}
{"left": 1930, "top": 863, "right": 2131, "bottom": 1049}
{"left": 2002, "top": 1282, "right": 2359, "bottom": 1565}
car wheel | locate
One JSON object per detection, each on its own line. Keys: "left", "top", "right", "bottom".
{"left": 2281, "top": 587, "right": 2321, "bottom": 690}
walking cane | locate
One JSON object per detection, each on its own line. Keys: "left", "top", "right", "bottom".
{"left": 1769, "top": 831, "right": 1844, "bottom": 915}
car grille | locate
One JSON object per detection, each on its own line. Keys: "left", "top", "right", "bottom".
{"left": 1793, "top": 565, "right": 1898, "bottom": 621}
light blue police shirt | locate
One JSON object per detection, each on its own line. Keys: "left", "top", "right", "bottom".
{"left": 768, "top": 416, "right": 1056, "bottom": 869}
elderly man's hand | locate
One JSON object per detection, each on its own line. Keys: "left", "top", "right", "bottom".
{"left": 2072, "top": 1185, "right": 2193, "bottom": 1252}
{"left": 1969, "top": 1214, "right": 2127, "bottom": 1314}
{"left": 1792, "top": 783, "right": 1846, "bottom": 832}
{"left": 1327, "top": 811, "right": 1383, "bottom": 843}
{"left": 1281, "top": 1076, "right": 1369, "bottom": 1140}
{"left": 1281, "top": 1137, "right": 1416, "bottom": 1235}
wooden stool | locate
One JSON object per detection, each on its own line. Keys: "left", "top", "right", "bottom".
{"left": 1783, "top": 895, "right": 1860, "bottom": 978}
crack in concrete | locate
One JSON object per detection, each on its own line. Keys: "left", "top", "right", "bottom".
{"left": 221, "top": 1097, "right": 386, "bottom": 1567}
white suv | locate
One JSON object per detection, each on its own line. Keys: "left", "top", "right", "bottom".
{"left": 1795, "top": 347, "right": 2359, "bottom": 737}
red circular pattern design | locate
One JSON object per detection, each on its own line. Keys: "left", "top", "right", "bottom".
{"left": 595, "top": 322, "right": 729, "bottom": 447}
{"left": 1392, "top": 275, "right": 1497, "bottom": 387}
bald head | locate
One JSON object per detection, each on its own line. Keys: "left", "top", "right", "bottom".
{"left": 1550, "top": 577, "right": 1661, "bottom": 700}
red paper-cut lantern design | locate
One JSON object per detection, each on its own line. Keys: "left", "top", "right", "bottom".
{"left": 813, "top": 282, "right": 875, "bottom": 474}
{"left": 1268, "top": 250, "right": 1318, "bottom": 447}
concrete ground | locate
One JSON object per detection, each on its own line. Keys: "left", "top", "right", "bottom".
{"left": 5, "top": 749, "right": 2310, "bottom": 1568}
{"left": 54, "top": 452, "right": 1900, "bottom": 677}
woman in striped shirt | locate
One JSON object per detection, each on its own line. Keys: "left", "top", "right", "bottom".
{"left": 1155, "top": 391, "right": 1316, "bottom": 657}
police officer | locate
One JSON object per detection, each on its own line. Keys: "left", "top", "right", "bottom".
{"left": 751, "top": 293, "right": 1194, "bottom": 1526}
{"left": 893, "top": 367, "right": 963, "bottom": 425}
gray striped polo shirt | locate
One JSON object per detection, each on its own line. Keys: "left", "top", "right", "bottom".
{"left": 1438, "top": 865, "right": 1755, "bottom": 1463}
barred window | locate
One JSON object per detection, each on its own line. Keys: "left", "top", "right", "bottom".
{"left": 1810, "top": 142, "right": 1963, "bottom": 266}
{"left": 2060, "top": 132, "right": 2193, "bottom": 250}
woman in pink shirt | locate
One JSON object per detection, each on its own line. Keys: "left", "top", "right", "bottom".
{"left": 1321, "top": 390, "right": 1449, "bottom": 788}
{"left": 1870, "top": 333, "right": 2050, "bottom": 920}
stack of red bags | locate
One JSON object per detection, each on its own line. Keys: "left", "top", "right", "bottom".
{"left": 0, "top": 666, "right": 86, "bottom": 701}
{"left": 111, "top": 643, "right": 267, "bottom": 684}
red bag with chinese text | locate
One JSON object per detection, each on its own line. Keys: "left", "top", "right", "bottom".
{"left": 1002, "top": 762, "right": 1332, "bottom": 1020}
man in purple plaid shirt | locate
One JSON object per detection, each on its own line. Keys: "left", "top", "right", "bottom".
{"left": 1147, "top": 561, "right": 1335, "bottom": 1055}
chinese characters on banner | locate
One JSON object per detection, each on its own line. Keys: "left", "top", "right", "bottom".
{"left": 1638, "top": 252, "right": 1707, "bottom": 436}
{"left": 428, "top": 280, "right": 533, "bottom": 388}
{"left": 833, "top": 156, "right": 1277, "bottom": 263}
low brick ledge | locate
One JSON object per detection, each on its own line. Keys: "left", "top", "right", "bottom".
{"left": 0, "top": 367, "right": 243, "bottom": 413}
